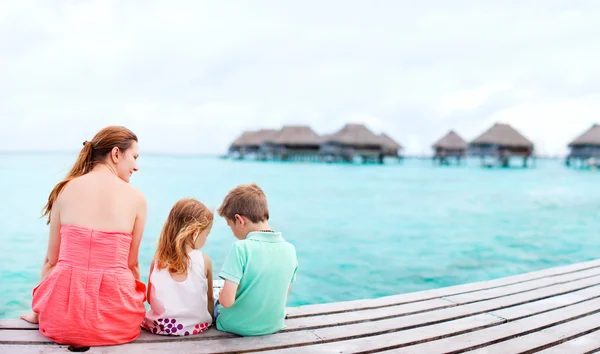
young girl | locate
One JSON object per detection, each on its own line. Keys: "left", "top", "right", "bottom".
{"left": 144, "top": 198, "right": 215, "bottom": 336}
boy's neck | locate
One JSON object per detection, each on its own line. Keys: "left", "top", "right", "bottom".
{"left": 246, "top": 221, "right": 272, "bottom": 234}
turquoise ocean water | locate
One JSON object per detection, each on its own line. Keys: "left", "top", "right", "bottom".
{"left": 1, "top": 153, "right": 599, "bottom": 319}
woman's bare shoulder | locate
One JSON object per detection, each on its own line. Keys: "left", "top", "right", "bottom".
{"left": 122, "top": 183, "right": 146, "bottom": 208}
{"left": 55, "top": 175, "right": 86, "bottom": 203}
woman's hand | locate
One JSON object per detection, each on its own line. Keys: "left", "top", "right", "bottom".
{"left": 130, "top": 264, "right": 141, "bottom": 281}
{"left": 128, "top": 193, "right": 146, "bottom": 282}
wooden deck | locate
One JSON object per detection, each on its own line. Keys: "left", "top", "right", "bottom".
{"left": 2, "top": 260, "right": 600, "bottom": 353}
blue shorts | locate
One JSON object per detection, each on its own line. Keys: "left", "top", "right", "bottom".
{"left": 214, "top": 300, "right": 220, "bottom": 320}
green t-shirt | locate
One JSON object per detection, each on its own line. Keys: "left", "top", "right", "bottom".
{"left": 217, "top": 231, "right": 298, "bottom": 336}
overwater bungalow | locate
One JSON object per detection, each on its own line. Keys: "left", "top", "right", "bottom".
{"left": 469, "top": 123, "right": 534, "bottom": 168}
{"left": 566, "top": 124, "right": 600, "bottom": 168}
{"left": 261, "top": 125, "right": 321, "bottom": 161}
{"left": 227, "top": 131, "right": 256, "bottom": 158}
{"left": 379, "top": 133, "right": 403, "bottom": 160}
{"left": 227, "top": 129, "right": 278, "bottom": 159}
{"left": 432, "top": 130, "right": 468, "bottom": 165}
{"left": 227, "top": 123, "right": 402, "bottom": 164}
{"left": 320, "top": 123, "right": 386, "bottom": 163}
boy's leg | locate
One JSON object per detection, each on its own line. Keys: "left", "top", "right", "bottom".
{"left": 213, "top": 299, "right": 220, "bottom": 322}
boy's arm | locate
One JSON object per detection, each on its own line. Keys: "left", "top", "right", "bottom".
{"left": 204, "top": 254, "right": 215, "bottom": 318}
{"left": 288, "top": 256, "right": 299, "bottom": 296}
{"left": 219, "top": 280, "right": 239, "bottom": 308}
{"left": 218, "top": 243, "right": 245, "bottom": 308}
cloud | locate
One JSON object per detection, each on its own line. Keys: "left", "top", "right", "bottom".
{"left": 1, "top": 1, "right": 599, "bottom": 155}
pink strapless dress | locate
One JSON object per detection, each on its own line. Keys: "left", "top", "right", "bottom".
{"left": 32, "top": 224, "right": 146, "bottom": 347}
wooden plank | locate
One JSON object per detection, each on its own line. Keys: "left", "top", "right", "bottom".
{"left": 467, "top": 312, "right": 600, "bottom": 353}
{"left": 493, "top": 291, "right": 600, "bottom": 325}
{"left": 135, "top": 328, "right": 233, "bottom": 342}
{"left": 388, "top": 297, "right": 600, "bottom": 353}
{"left": 260, "top": 285, "right": 600, "bottom": 353}
{"left": 489, "top": 285, "right": 600, "bottom": 321}
{"left": 98, "top": 314, "right": 503, "bottom": 353}
{"left": 443, "top": 266, "right": 600, "bottom": 304}
{"left": 263, "top": 283, "right": 600, "bottom": 353}
{"left": 0, "top": 330, "right": 52, "bottom": 344}
{"left": 5, "top": 312, "right": 595, "bottom": 354}
{"left": 0, "top": 345, "right": 71, "bottom": 354}
{"left": 0, "top": 320, "right": 38, "bottom": 330}
{"left": 287, "top": 259, "right": 600, "bottom": 318}
{"left": 284, "top": 298, "right": 454, "bottom": 331}
{"left": 0, "top": 327, "right": 232, "bottom": 344}
{"left": 285, "top": 272, "right": 599, "bottom": 332}
{"left": 89, "top": 331, "right": 324, "bottom": 353}
{"left": 263, "top": 314, "right": 503, "bottom": 354}
{"left": 309, "top": 281, "right": 600, "bottom": 342}
{"left": 313, "top": 287, "right": 600, "bottom": 341}
{"left": 537, "top": 329, "right": 600, "bottom": 354}
{"left": 4, "top": 277, "right": 599, "bottom": 348}
{"left": 489, "top": 287, "right": 598, "bottom": 321}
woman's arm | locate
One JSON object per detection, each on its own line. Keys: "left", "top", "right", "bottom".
{"left": 204, "top": 254, "right": 215, "bottom": 320}
{"left": 128, "top": 192, "right": 147, "bottom": 280}
{"left": 21, "top": 205, "right": 61, "bottom": 324}
{"left": 41, "top": 205, "right": 62, "bottom": 281}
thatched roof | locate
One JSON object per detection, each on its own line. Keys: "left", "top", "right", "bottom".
{"left": 230, "top": 131, "right": 256, "bottom": 147}
{"left": 569, "top": 124, "right": 600, "bottom": 147}
{"left": 379, "top": 133, "right": 402, "bottom": 149}
{"left": 319, "top": 134, "right": 333, "bottom": 144}
{"left": 270, "top": 125, "right": 321, "bottom": 145}
{"left": 470, "top": 123, "right": 533, "bottom": 148}
{"left": 324, "top": 124, "right": 382, "bottom": 146}
{"left": 244, "top": 129, "right": 280, "bottom": 146}
{"left": 433, "top": 130, "right": 468, "bottom": 150}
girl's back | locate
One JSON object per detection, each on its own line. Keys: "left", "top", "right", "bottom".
{"left": 144, "top": 198, "right": 215, "bottom": 336}
{"left": 144, "top": 250, "right": 212, "bottom": 336}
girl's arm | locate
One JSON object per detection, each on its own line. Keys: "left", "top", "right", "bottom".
{"left": 147, "top": 260, "right": 155, "bottom": 305}
{"left": 204, "top": 254, "right": 215, "bottom": 320}
{"left": 128, "top": 193, "right": 147, "bottom": 280}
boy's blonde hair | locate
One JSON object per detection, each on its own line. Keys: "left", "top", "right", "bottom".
{"left": 155, "top": 198, "right": 213, "bottom": 275}
{"left": 217, "top": 183, "right": 269, "bottom": 223}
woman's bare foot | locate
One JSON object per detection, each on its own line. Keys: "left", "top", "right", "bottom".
{"left": 20, "top": 313, "right": 39, "bottom": 324}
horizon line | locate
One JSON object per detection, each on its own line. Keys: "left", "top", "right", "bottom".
{"left": 0, "top": 150, "right": 568, "bottom": 159}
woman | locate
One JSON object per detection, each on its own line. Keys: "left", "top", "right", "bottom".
{"left": 21, "top": 126, "right": 147, "bottom": 347}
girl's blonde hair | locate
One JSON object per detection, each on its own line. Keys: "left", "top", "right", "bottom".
{"left": 154, "top": 198, "right": 214, "bottom": 275}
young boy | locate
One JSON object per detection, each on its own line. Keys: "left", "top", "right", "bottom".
{"left": 216, "top": 183, "right": 298, "bottom": 336}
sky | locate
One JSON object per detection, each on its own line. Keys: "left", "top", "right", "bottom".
{"left": 1, "top": 1, "right": 599, "bottom": 156}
